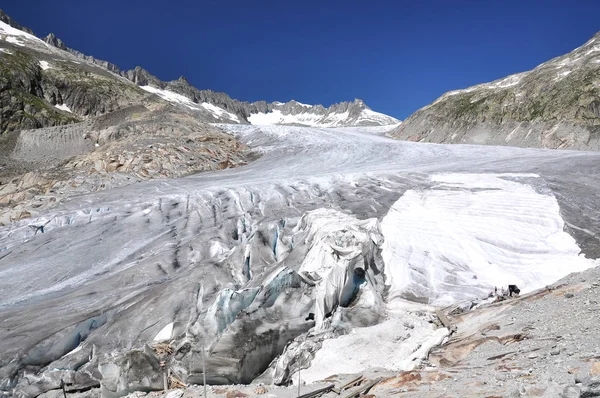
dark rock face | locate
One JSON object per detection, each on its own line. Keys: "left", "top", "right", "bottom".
{"left": 391, "top": 31, "right": 600, "bottom": 150}
{"left": 0, "top": 49, "right": 80, "bottom": 133}
{"left": 43, "top": 33, "right": 122, "bottom": 75}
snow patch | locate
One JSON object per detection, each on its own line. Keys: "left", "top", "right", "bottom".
{"left": 39, "top": 60, "right": 51, "bottom": 70}
{"left": 140, "top": 85, "right": 198, "bottom": 110}
{"left": 201, "top": 102, "right": 240, "bottom": 122}
{"left": 249, "top": 102, "right": 398, "bottom": 127}
{"left": 486, "top": 74, "right": 522, "bottom": 89}
{"left": 584, "top": 44, "right": 600, "bottom": 56}
{"left": 54, "top": 104, "right": 72, "bottom": 113}
{"left": 153, "top": 322, "right": 174, "bottom": 342}
{"left": 141, "top": 86, "right": 240, "bottom": 122}
{"left": 554, "top": 70, "right": 573, "bottom": 82}
{"left": 5, "top": 36, "right": 24, "bottom": 47}
{"left": 248, "top": 109, "right": 352, "bottom": 127}
{"left": 355, "top": 108, "right": 400, "bottom": 125}
{"left": 295, "top": 310, "right": 449, "bottom": 384}
{"left": 292, "top": 100, "right": 311, "bottom": 107}
{"left": 0, "top": 20, "right": 42, "bottom": 47}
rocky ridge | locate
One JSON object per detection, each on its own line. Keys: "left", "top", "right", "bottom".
{"left": 0, "top": 13, "right": 254, "bottom": 224}
{"left": 390, "top": 31, "right": 600, "bottom": 150}
{"left": 39, "top": 32, "right": 400, "bottom": 128}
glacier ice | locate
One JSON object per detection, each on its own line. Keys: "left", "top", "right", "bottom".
{"left": 1, "top": 123, "right": 600, "bottom": 396}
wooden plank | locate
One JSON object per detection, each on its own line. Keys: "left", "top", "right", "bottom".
{"left": 298, "top": 384, "right": 335, "bottom": 398}
{"left": 332, "top": 375, "right": 364, "bottom": 394}
{"left": 435, "top": 309, "right": 457, "bottom": 333}
{"left": 341, "top": 378, "right": 380, "bottom": 398}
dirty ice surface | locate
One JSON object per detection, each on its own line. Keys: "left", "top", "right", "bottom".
{"left": 1, "top": 123, "right": 600, "bottom": 392}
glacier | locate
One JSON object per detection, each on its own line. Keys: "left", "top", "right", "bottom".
{"left": 1, "top": 123, "right": 600, "bottom": 397}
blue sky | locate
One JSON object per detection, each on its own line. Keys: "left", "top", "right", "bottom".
{"left": 4, "top": 0, "right": 600, "bottom": 119}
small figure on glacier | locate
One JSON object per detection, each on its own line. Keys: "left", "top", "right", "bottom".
{"left": 508, "top": 285, "right": 520, "bottom": 297}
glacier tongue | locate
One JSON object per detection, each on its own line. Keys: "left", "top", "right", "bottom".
{"left": 2, "top": 123, "right": 600, "bottom": 396}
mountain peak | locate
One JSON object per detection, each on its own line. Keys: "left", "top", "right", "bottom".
{"left": 43, "top": 33, "right": 67, "bottom": 50}
{"left": 248, "top": 98, "right": 399, "bottom": 127}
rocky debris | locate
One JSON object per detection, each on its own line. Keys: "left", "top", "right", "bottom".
{"left": 362, "top": 265, "right": 600, "bottom": 397}
{"left": 0, "top": 108, "right": 253, "bottom": 224}
{"left": 390, "top": 31, "right": 600, "bottom": 150}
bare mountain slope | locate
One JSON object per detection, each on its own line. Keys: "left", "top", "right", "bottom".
{"left": 390, "top": 31, "right": 600, "bottom": 150}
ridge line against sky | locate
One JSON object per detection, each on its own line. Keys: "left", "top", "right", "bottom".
{"left": 3, "top": 0, "right": 600, "bottom": 119}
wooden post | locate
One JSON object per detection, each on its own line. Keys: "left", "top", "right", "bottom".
{"left": 161, "top": 361, "right": 167, "bottom": 392}
{"left": 202, "top": 342, "right": 207, "bottom": 397}
{"left": 60, "top": 379, "right": 67, "bottom": 398}
{"left": 297, "top": 365, "right": 301, "bottom": 397}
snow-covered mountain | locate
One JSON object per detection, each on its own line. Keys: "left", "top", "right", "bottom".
{"left": 248, "top": 99, "right": 401, "bottom": 127}
{"left": 0, "top": 11, "right": 399, "bottom": 131}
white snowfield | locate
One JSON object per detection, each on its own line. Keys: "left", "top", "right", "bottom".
{"left": 1, "top": 123, "right": 599, "bottom": 390}
{"left": 38, "top": 60, "right": 51, "bottom": 70}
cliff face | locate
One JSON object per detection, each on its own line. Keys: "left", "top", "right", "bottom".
{"left": 0, "top": 23, "right": 148, "bottom": 134}
{"left": 390, "top": 32, "right": 600, "bottom": 150}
